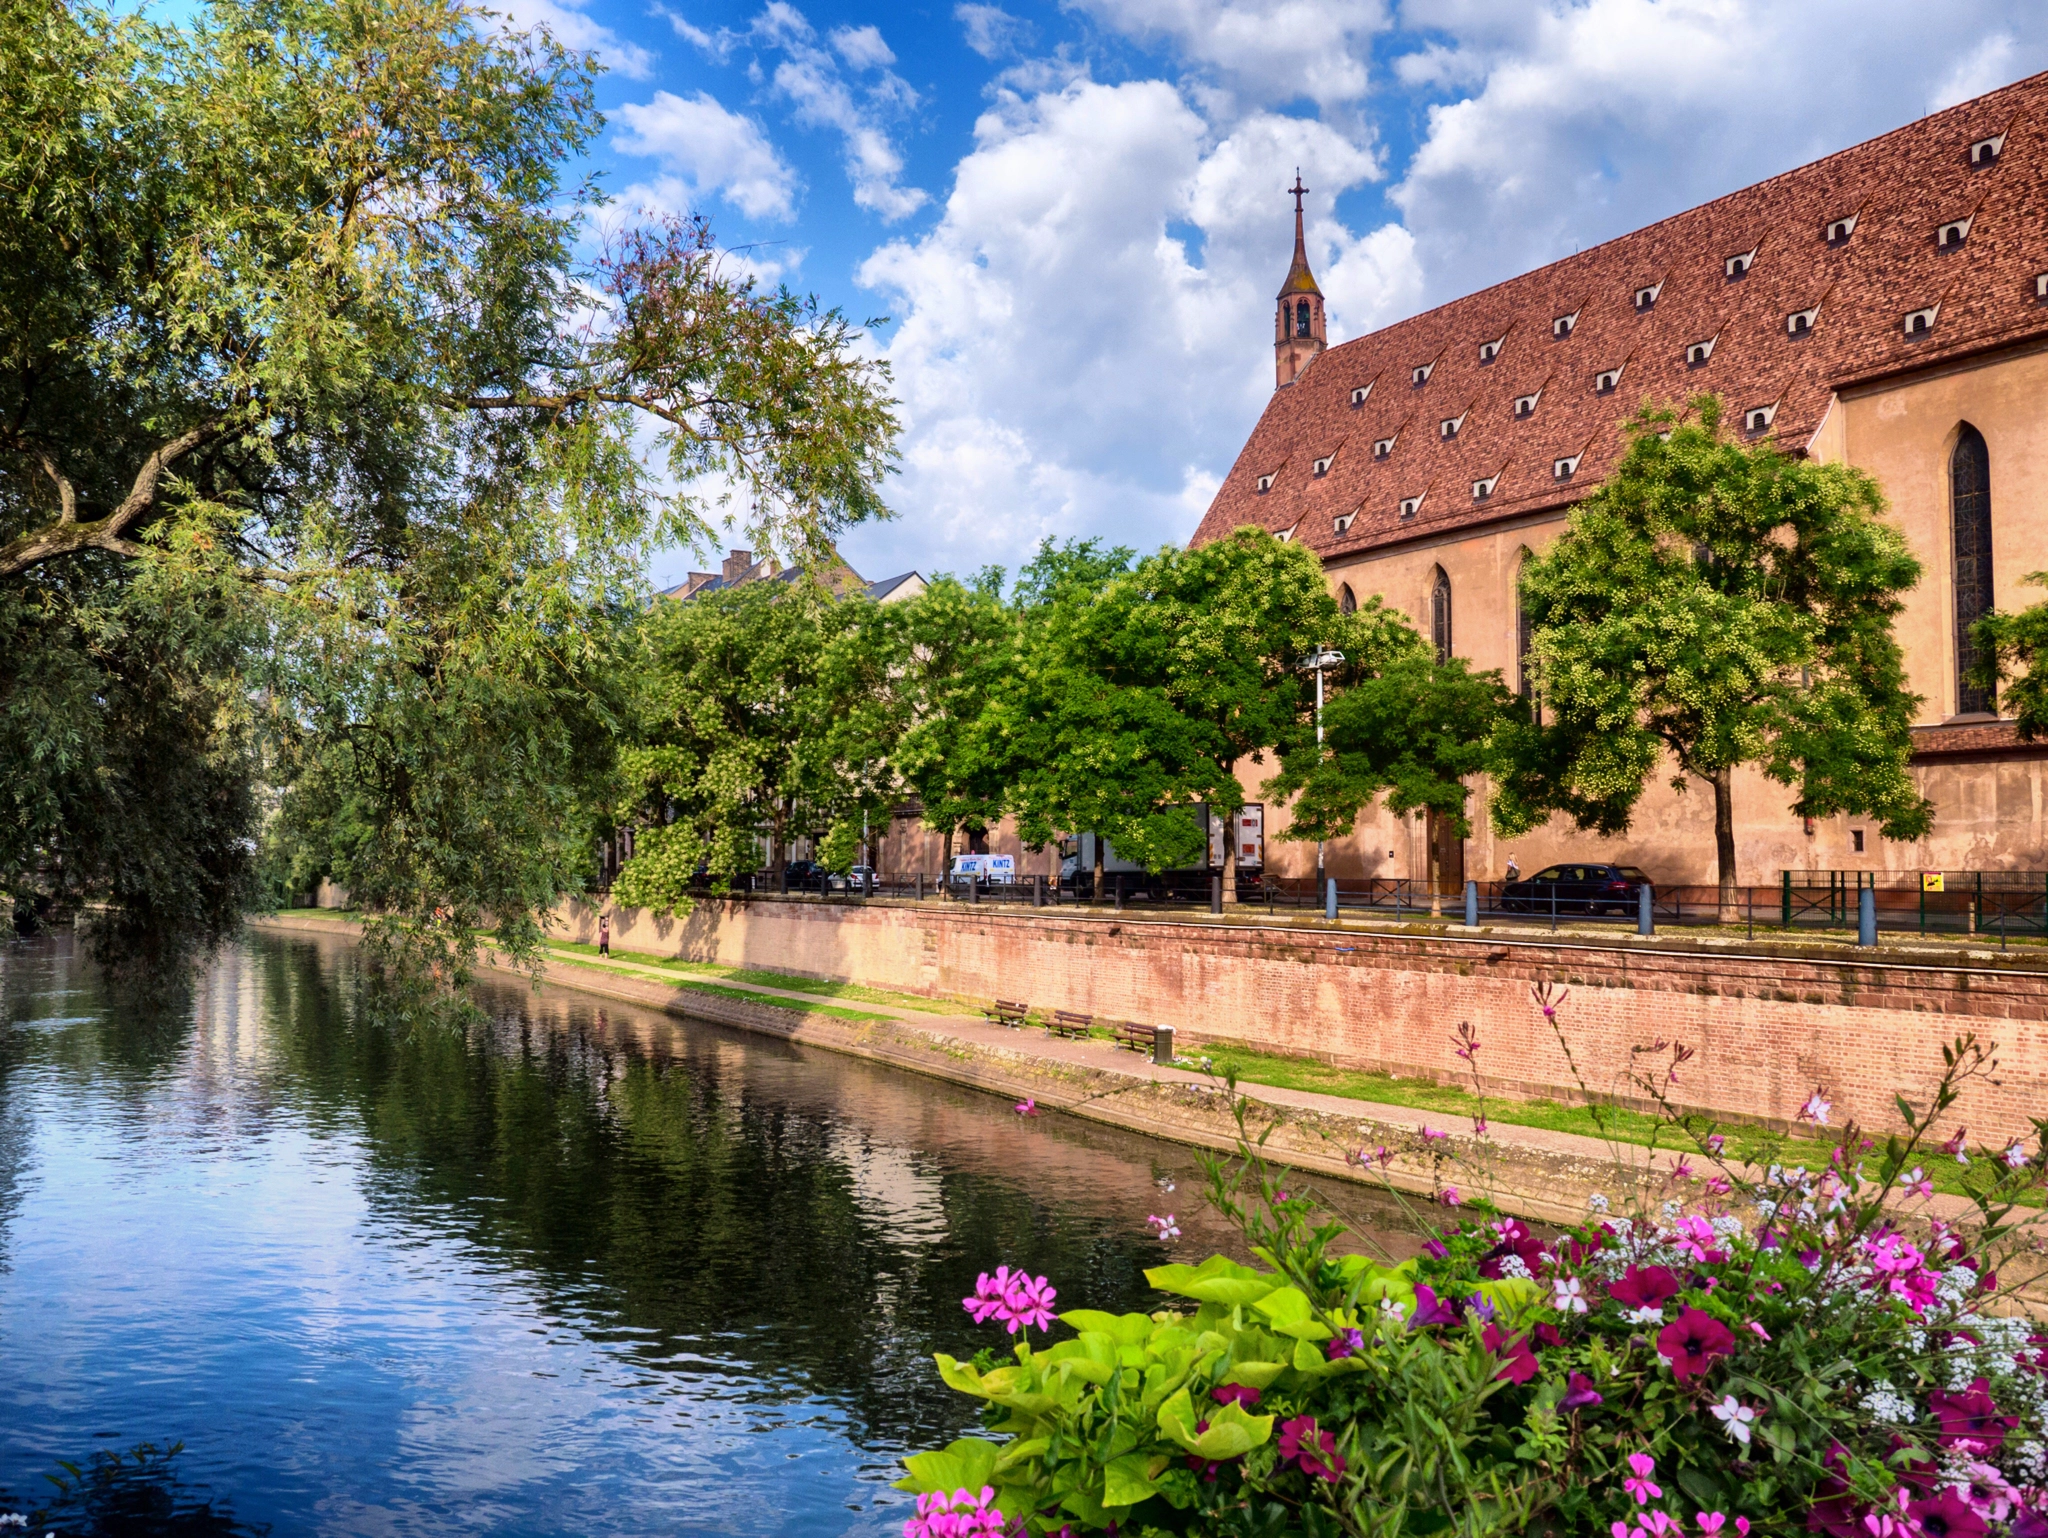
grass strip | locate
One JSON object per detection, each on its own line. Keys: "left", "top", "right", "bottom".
{"left": 545, "top": 941, "right": 960, "bottom": 1014}
{"left": 545, "top": 950, "right": 895, "bottom": 1022}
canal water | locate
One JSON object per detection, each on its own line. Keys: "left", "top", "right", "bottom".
{"left": 0, "top": 930, "right": 1412, "bottom": 1536}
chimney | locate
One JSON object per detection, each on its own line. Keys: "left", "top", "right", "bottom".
{"left": 722, "top": 549, "right": 754, "bottom": 581}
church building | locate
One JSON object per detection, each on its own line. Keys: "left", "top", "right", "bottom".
{"left": 1192, "top": 73, "right": 2048, "bottom": 890}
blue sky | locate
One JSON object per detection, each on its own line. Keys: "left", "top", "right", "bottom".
{"left": 518, "top": 0, "right": 2048, "bottom": 589}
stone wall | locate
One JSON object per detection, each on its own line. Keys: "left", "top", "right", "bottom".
{"left": 565, "top": 897, "right": 2048, "bottom": 1145}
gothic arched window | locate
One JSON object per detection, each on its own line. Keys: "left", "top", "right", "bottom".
{"left": 1296, "top": 299, "right": 1313, "bottom": 338}
{"left": 1514, "top": 551, "right": 1538, "bottom": 714}
{"left": 1952, "top": 424, "right": 1994, "bottom": 715}
{"left": 1430, "top": 566, "right": 1452, "bottom": 664}
{"left": 1338, "top": 582, "right": 1357, "bottom": 615}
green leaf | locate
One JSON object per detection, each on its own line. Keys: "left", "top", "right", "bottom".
{"left": 1102, "top": 1452, "right": 1164, "bottom": 1508}
{"left": 1146, "top": 1256, "right": 1280, "bottom": 1306}
{"left": 894, "top": 1437, "right": 999, "bottom": 1495}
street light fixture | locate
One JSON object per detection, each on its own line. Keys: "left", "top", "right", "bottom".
{"left": 1298, "top": 646, "right": 1346, "bottom": 890}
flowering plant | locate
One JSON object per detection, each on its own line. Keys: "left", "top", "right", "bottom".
{"left": 901, "top": 1002, "right": 2047, "bottom": 1537}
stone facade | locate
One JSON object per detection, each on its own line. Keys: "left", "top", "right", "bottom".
{"left": 1194, "top": 72, "right": 2048, "bottom": 888}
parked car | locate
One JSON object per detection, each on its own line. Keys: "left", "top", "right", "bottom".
{"left": 781, "top": 859, "right": 829, "bottom": 892}
{"left": 826, "top": 865, "right": 876, "bottom": 892}
{"left": 1502, "top": 863, "right": 1653, "bottom": 916}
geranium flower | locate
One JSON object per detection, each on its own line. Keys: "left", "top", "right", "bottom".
{"left": 1278, "top": 1416, "right": 1345, "bottom": 1482}
{"left": 1147, "top": 1213, "right": 1180, "bottom": 1241}
{"left": 962, "top": 1266, "right": 1057, "bottom": 1334}
{"left": 1210, "top": 1383, "right": 1262, "bottom": 1408}
{"left": 1441, "top": 1187, "right": 1462, "bottom": 1206}
{"left": 1623, "top": 1452, "right": 1662, "bottom": 1505}
{"left": 1608, "top": 1265, "right": 1683, "bottom": 1313}
{"left": 1710, "top": 1394, "right": 1759, "bottom": 1445}
{"left": 1656, "top": 1308, "right": 1736, "bottom": 1381}
{"left": 1907, "top": 1487, "right": 1990, "bottom": 1538}
{"left": 1928, "top": 1378, "right": 2017, "bottom": 1451}
{"left": 1553, "top": 1276, "right": 1589, "bottom": 1314}
{"left": 1562, "top": 1371, "right": 1604, "bottom": 1409}
{"left": 1326, "top": 1327, "right": 1366, "bottom": 1361}
{"left": 903, "top": 1484, "right": 1009, "bottom": 1538}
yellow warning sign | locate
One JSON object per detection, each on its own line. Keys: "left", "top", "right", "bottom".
{"left": 1921, "top": 872, "right": 1945, "bottom": 892}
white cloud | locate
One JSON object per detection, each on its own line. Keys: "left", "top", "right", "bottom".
{"left": 491, "top": 0, "right": 655, "bottom": 78}
{"left": 842, "top": 78, "right": 1412, "bottom": 580}
{"left": 956, "top": 3, "right": 1036, "bottom": 60}
{"left": 829, "top": 23, "right": 896, "bottom": 69}
{"left": 1070, "top": 0, "right": 1393, "bottom": 112}
{"left": 1930, "top": 32, "right": 2018, "bottom": 111}
{"left": 611, "top": 90, "right": 800, "bottom": 221}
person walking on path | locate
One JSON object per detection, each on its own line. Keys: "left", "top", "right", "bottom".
{"left": 598, "top": 911, "right": 611, "bottom": 957}
{"left": 1504, "top": 854, "right": 1520, "bottom": 883}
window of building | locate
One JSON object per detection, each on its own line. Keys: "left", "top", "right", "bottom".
{"left": 1686, "top": 337, "right": 1716, "bottom": 366}
{"left": 1351, "top": 382, "right": 1374, "bottom": 406}
{"left": 1937, "top": 216, "right": 1973, "bottom": 250}
{"left": 1373, "top": 435, "right": 1396, "bottom": 459}
{"left": 1905, "top": 304, "right": 1939, "bottom": 336}
{"left": 1787, "top": 304, "right": 1820, "bottom": 336}
{"left": 1634, "top": 281, "right": 1663, "bottom": 312}
{"left": 1333, "top": 511, "right": 1356, "bottom": 534}
{"left": 1514, "top": 390, "right": 1541, "bottom": 419}
{"left": 1296, "top": 299, "right": 1313, "bottom": 337}
{"left": 1313, "top": 454, "right": 1334, "bottom": 477}
{"left": 1478, "top": 336, "right": 1504, "bottom": 363}
{"left": 1826, "top": 215, "right": 1858, "bottom": 245}
{"left": 1412, "top": 361, "right": 1435, "bottom": 386}
{"left": 1430, "top": 566, "right": 1453, "bottom": 663}
{"left": 1595, "top": 366, "right": 1623, "bottom": 394}
{"left": 1399, "top": 494, "right": 1424, "bottom": 519}
{"left": 2037, "top": 273, "right": 2048, "bottom": 301}
{"left": 1440, "top": 412, "right": 1465, "bottom": 440}
{"left": 1339, "top": 582, "right": 1357, "bottom": 614}
{"left": 1970, "top": 133, "right": 2005, "bottom": 167}
{"left": 1725, "top": 246, "right": 1758, "bottom": 279}
{"left": 1852, "top": 828, "right": 1866, "bottom": 853}
{"left": 1553, "top": 451, "right": 1583, "bottom": 480}
{"left": 1256, "top": 472, "right": 1275, "bottom": 492}
{"left": 1552, "top": 311, "right": 1578, "bottom": 339}
{"left": 1745, "top": 402, "right": 1778, "bottom": 434}
{"left": 1953, "top": 423, "right": 1995, "bottom": 716}
{"left": 1472, "top": 473, "right": 1499, "bottom": 500}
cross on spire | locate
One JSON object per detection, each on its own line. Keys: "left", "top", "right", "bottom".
{"left": 1289, "top": 170, "right": 1309, "bottom": 215}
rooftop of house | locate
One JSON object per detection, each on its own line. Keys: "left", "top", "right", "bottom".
{"left": 656, "top": 549, "right": 925, "bottom": 605}
{"left": 1190, "top": 70, "right": 2048, "bottom": 563}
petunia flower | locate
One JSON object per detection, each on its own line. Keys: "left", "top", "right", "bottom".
{"left": 1561, "top": 1371, "right": 1604, "bottom": 1409}
{"left": 1608, "top": 1265, "right": 1683, "bottom": 1313}
{"left": 1657, "top": 1308, "right": 1736, "bottom": 1381}
{"left": 1326, "top": 1327, "right": 1366, "bottom": 1360}
{"left": 1481, "top": 1322, "right": 1539, "bottom": 1384}
{"left": 1277, "top": 1416, "right": 1346, "bottom": 1482}
{"left": 1710, "top": 1395, "right": 1759, "bottom": 1446}
{"left": 1928, "top": 1378, "right": 2017, "bottom": 1451}
{"left": 1552, "top": 1276, "right": 1589, "bottom": 1314}
{"left": 1907, "top": 1486, "right": 1990, "bottom": 1538}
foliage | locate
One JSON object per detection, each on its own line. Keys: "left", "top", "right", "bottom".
{"left": 893, "top": 572, "right": 1023, "bottom": 869}
{"left": 0, "top": 0, "right": 900, "bottom": 958}
{"left": 1969, "top": 576, "right": 2048, "bottom": 741}
{"left": 903, "top": 1006, "right": 2048, "bottom": 1538}
{"left": 1499, "top": 397, "right": 1930, "bottom": 906}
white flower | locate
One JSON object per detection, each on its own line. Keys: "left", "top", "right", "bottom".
{"left": 1711, "top": 1395, "right": 1760, "bottom": 1446}
{"left": 1379, "top": 1297, "right": 1407, "bottom": 1321}
{"left": 1496, "top": 1254, "right": 1533, "bottom": 1281}
{"left": 2003, "top": 1142, "right": 2031, "bottom": 1170}
{"left": 1552, "top": 1276, "right": 1589, "bottom": 1314}
{"left": 1859, "top": 1382, "right": 1917, "bottom": 1424}
{"left": 1800, "top": 1091, "right": 1832, "bottom": 1125}
{"left": 1587, "top": 1193, "right": 1610, "bottom": 1213}
{"left": 1624, "top": 1306, "right": 1666, "bottom": 1327}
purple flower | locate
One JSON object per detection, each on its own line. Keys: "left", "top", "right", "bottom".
{"left": 1929, "top": 1378, "right": 2018, "bottom": 1451}
{"left": 1656, "top": 1308, "right": 1736, "bottom": 1382}
{"left": 1422, "top": 1239, "right": 1449, "bottom": 1259}
{"left": 1561, "top": 1371, "right": 1604, "bottom": 1409}
{"left": 1326, "top": 1327, "right": 1366, "bottom": 1360}
{"left": 961, "top": 1266, "right": 1057, "bottom": 1335}
{"left": 1211, "top": 1383, "right": 1262, "bottom": 1408}
{"left": 1408, "top": 1284, "right": 1462, "bottom": 1328}
{"left": 1607, "top": 1265, "right": 1682, "bottom": 1313}
{"left": 1907, "top": 1487, "right": 1990, "bottom": 1538}
{"left": 1278, "top": 1416, "right": 1345, "bottom": 1482}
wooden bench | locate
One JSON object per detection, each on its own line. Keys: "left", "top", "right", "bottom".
{"left": 1112, "top": 1021, "right": 1159, "bottom": 1055}
{"left": 1046, "top": 1009, "right": 1094, "bottom": 1040}
{"left": 981, "top": 999, "right": 1030, "bottom": 1029}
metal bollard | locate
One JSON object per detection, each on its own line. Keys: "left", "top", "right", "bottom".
{"left": 1638, "top": 883, "right": 1653, "bottom": 936}
{"left": 1464, "top": 879, "right": 1478, "bottom": 928}
{"left": 1153, "top": 1024, "right": 1175, "bottom": 1066}
{"left": 915, "top": 872, "right": 924, "bottom": 902}
{"left": 970, "top": 875, "right": 980, "bottom": 906}
{"left": 1858, "top": 885, "right": 1876, "bottom": 947}
{"left": 1325, "top": 877, "right": 1337, "bottom": 921}
{"left": 1033, "top": 874, "right": 1043, "bottom": 908}
{"left": 1115, "top": 873, "right": 1125, "bottom": 911}
{"left": 1210, "top": 875, "right": 1222, "bottom": 915}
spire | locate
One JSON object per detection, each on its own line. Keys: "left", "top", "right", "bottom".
{"left": 1273, "top": 170, "right": 1326, "bottom": 388}
{"left": 1278, "top": 170, "right": 1322, "bottom": 298}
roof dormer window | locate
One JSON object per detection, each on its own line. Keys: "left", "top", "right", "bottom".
{"left": 2036, "top": 273, "right": 2048, "bottom": 302}
{"left": 1275, "top": 523, "right": 1296, "bottom": 543}
{"left": 1312, "top": 454, "right": 1334, "bottom": 477}
{"left": 1255, "top": 473, "right": 1275, "bottom": 493}
{"left": 1633, "top": 281, "right": 1664, "bottom": 313}
{"left": 1333, "top": 511, "right": 1357, "bottom": 534}
{"left": 1552, "top": 310, "right": 1579, "bottom": 339}
{"left": 1439, "top": 412, "right": 1466, "bottom": 440}
{"left": 1685, "top": 336, "right": 1717, "bottom": 367}
{"left": 1970, "top": 132, "right": 2006, "bottom": 167}
{"left": 1724, "top": 245, "right": 1758, "bottom": 280}
{"left": 1478, "top": 335, "right": 1505, "bottom": 363}
{"left": 1412, "top": 361, "right": 1435, "bottom": 386}
{"left": 1594, "top": 365, "right": 1624, "bottom": 394}
{"left": 1471, "top": 473, "right": 1500, "bottom": 501}
{"left": 1744, "top": 402, "right": 1778, "bottom": 435}
{"left": 1553, "top": 451, "right": 1583, "bottom": 481}
{"left": 1350, "top": 382, "right": 1374, "bottom": 407}
{"left": 1513, "top": 390, "right": 1541, "bottom": 419}
{"left": 1786, "top": 303, "right": 1821, "bottom": 337}
{"left": 1372, "top": 435, "right": 1396, "bottom": 460}
{"left": 1937, "top": 216, "right": 1973, "bottom": 250}
{"left": 1826, "top": 214, "right": 1858, "bottom": 245}
{"left": 1398, "top": 494, "right": 1424, "bottom": 519}
{"left": 1904, "top": 303, "right": 1940, "bottom": 336}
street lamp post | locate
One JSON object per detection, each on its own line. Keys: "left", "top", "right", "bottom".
{"left": 1298, "top": 646, "right": 1346, "bottom": 895}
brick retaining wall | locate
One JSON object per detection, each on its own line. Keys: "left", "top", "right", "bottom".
{"left": 572, "top": 898, "right": 2048, "bottom": 1144}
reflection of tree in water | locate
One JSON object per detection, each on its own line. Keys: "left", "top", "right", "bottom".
{"left": 2, "top": 1442, "right": 268, "bottom": 1537}
{"left": 241, "top": 937, "right": 1190, "bottom": 1453}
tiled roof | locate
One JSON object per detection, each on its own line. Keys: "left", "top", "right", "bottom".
{"left": 1192, "top": 72, "right": 2048, "bottom": 561}
{"left": 1911, "top": 720, "right": 2048, "bottom": 759}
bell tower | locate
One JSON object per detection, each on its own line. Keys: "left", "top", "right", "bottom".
{"left": 1274, "top": 170, "right": 1326, "bottom": 388}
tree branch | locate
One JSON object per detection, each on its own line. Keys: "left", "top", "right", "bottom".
{"left": 35, "top": 450, "right": 76, "bottom": 523}
{"left": 0, "top": 420, "right": 224, "bottom": 578}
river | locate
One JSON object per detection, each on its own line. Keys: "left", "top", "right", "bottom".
{"left": 0, "top": 929, "right": 1412, "bottom": 1536}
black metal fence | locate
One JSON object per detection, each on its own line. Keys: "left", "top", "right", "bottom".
{"left": 1779, "top": 870, "right": 2048, "bottom": 939}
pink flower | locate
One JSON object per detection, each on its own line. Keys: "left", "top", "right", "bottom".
{"left": 1706, "top": 1133, "right": 1727, "bottom": 1155}
{"left": 1441, "top": 1186, "right": 1462, "bottom": 1206}
{"left": 1326, "top": 1327, "right": 1366, "bottom": 1360}
{"left": 1211, "top": 1383, "right": 1262, "bottom": 1408}
{"left": 903, "top": 1485, "right": 1009, "bottom": 1538}
{"left": 1482, "top": 1322, "right": 1539, "bottom": 1384}
{"left": 1420, "top": 1125, "right": 1450, "bottom": 1143}
{"left": 1903, "top": 1166, "right": 1934, "bottom": 1199}
{"left": 1608, "top": 1265, "right": 1683, "bottom": 1313}
{"left": 961, "top": 1266, "right": 1057, "bottom": 1335}
{"left": 1147, "top": 1213, "right": 1181, "bottom": 1241}
{"left": 1013, "top": 1098, "right": 1038, "bottom": 1116}
{"left": 1278, "top": 1416, "right": 1346, "bottom": 1482}
{"left": 1623, "top": 1452, "right": 1663, "bottom": 1505}
{"left": 1562, "top": 1371, "right": 1604, "bottom": 1409}
{"left": 1705, "top": 1176, "right": 1732, "bottom": 1196}
{"left": 1656, "top": 1308, "right": 1736, "bottom": 1381}
{"left": 1697, "top": 1516, "right": 1726, "bottom": 1536}
{"left": 1747, "top": 1321, "right": 1770, "bottom": 1341}
{"left": 1907, "top": 1486, "right": 1990, "bottom": 1538}
{"left": 1798, "top": 1087, "right": 1831, "bottom": 1125}
{"left": 1929, "top": 1378, "right": 2018, "bottom": 1451}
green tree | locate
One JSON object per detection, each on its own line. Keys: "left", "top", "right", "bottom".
{"left": 0, "top": 0, "right": 899, "bottom": 960}
{"left": 1968, "top": 575, "right": 2048, "bottom": 738}
{"left": 1498, "top": 398, "right": 1931, "bottom": 918}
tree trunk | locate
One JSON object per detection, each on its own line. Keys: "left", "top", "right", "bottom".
{"left": 1093, "top": 836, "right": 1106, "bottom": 905}
{"left": 1712, "top": 766, "right": 1739, "bottom": 923}
{"left": 1426, "top": 813, "right": 1442, "bottom": 918}
{"left": 942, "top": 826, "right": 955, "bottom": 896}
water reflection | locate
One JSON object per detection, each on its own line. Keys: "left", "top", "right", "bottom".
{"left": 0, "top": 931, "right": 1411, "bottom": 1537}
